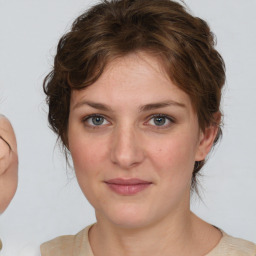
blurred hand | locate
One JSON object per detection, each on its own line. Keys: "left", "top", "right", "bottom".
{"left": 0, "top": 115, "right": 18, "bottom": 213}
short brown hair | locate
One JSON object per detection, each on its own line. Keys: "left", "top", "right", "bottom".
{"left": 44, "top": 0, "right": 225, "bottom": 191}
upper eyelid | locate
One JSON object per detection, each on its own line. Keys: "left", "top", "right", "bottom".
{"left": 147, "top": 114, "right": 175, "bottom": 122}
{"left": 150, "top": 113, "right": 174, "bottom": 118}
{"left": 82, "top": 113, "right": 108, "bottom": 120}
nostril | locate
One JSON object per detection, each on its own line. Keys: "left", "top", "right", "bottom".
{"left": 110, "top": 144, "right": 145, "bottom": 169}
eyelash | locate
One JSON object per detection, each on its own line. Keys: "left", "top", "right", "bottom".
{"left": 145, "top": 114, "right": 175, "bottom": 129}
{"left": 82, "top": 114, "right": 175, "bottom": 129}
{"left": 82, "top": 114, "right": 110, "bottom": 129}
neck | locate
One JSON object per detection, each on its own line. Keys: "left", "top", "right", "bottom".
{"left": 90, "top": 210, "right": 200, "bottom": 256}
{"left": 89, "top": 211, "right": 222, "bottom": 256}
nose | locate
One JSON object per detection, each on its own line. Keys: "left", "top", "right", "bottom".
{"left": 110, "top": 125, "right": 145, "bottom": 169}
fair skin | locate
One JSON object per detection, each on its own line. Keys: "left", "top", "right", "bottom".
{"left": 68, "top": 52, "right": 222, "bottom": 256}
{"left": 0, "top": 115, "right": 18, "bottom": 213}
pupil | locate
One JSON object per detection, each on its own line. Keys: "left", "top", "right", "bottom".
{"left": 154, "top": 117, "right": 165, "bottom": 126}
{"left": 92, "top": 116, "right": 104, "bottom": 125}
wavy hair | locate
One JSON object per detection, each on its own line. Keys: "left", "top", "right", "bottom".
{"left": 44, "top": 0, "right": 226, "bottom": 191}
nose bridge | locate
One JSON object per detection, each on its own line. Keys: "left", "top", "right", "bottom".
{"left": 110, "top": 122, "right": 144, "bottom": 169}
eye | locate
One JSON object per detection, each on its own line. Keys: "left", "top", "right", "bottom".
{"left": 147, "top": 114, "right": 174, "bottom": 128}
{"left": 83, "top": 115, "right": 110, "bottom": 127}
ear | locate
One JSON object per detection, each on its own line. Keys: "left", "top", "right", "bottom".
{"left": 195, "top": 112, "right": 221, "bottom": 161}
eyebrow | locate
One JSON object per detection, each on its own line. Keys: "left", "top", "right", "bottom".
{"left": 72, "top": 101, "right": 112, "bottom": 111}
{"left": 72, "top": 100, "right": 185, "bottom": 112}
{"left": 139, "top": 101, "right": 186, "bottom": 112}
{"left": 0, "top": 135, "right": 12, "bottom": 152}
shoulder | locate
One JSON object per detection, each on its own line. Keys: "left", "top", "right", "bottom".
{"left": 40, "top": 225, "right": 93, "bottom": 256}
{"left": 207, "top": 231, "right": 256, "bottom": 256}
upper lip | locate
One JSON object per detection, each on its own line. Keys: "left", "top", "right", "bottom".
{"left": 105, "top": 178, "right": 152, "bottom": 185}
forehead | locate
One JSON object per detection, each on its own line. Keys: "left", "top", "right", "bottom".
{"left": 70, "top": 52, "right": 193, "bottom": 110}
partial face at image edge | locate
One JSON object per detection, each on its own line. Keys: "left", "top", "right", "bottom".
{"left": 0, "top": 115, "right": 18, "bottom": 213}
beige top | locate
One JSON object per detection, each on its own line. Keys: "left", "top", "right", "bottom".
{"left": 41, "top": 225, "right": 256, "bottom": 256}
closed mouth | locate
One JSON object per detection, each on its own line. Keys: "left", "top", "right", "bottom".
{"left": 104, "top": 178, "right": 152, "bottom": 195}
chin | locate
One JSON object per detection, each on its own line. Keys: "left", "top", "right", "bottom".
{"left": 98, "top": 203, "right": 156, "bottom": 230}
{"left": 109, "top": 216, "right": 152, "bottom": 230}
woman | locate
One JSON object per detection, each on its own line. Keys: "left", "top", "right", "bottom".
{"left": 41, "top": 0, "right": 256, "bottom": 255}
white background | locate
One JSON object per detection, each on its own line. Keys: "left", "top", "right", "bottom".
{"left": 0, "top": 0, "right": 255, "bottom": 255}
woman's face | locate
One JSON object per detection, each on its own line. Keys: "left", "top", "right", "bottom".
{"left": 0, "top": 115, "right": 18, "bottom": 213}
{"left": 68, "top": 52, "right": 216, "bottom": 228}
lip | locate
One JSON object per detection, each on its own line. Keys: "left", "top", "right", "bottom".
{"left": 104, "top": 178, "right": 152, "bottom": 196}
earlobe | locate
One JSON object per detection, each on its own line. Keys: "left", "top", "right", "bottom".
{"left": 195, "top": 112, "right": 221, "bottom": 161}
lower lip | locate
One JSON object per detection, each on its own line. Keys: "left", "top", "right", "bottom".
{"left": 106, "top": 183, "right": 152, "bottom": 195}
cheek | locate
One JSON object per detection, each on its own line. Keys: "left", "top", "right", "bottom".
{"left": 68, "top": 135, "right": 111, "bottom": 208}
{"left": 149, "top": 133, "right": 198, "bottom": 179}
{"left": 70, "top": 141, "right": 102, "bottom": 172}
{"left": 69, "top": 133, "right": 109, "bottom": 181}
